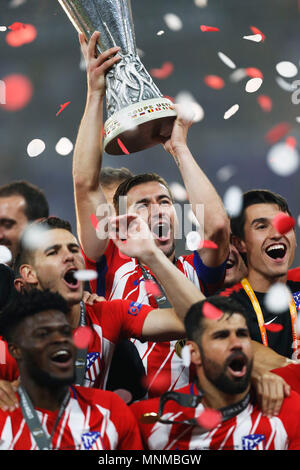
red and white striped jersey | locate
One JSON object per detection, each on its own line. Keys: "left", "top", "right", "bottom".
{"left": 83, "top": 240, "right": 225, "bottom": 398}
{"left": 0, "top": 386, "right": 142, "bottom": 450}
{"left": 130, "top": 384, "right": 300, "bottom": 450}
{"left": 0, "top": 299, "right": 152, "bottom": 390}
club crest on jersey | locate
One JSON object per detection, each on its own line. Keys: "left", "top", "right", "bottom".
{"left": 86, "top": 352, "right": 100, "bottom": 370}
{"left": 81, "top": 431, "right": 101, "bottom": 450}
{"left": 292, "top": 291, "right": 300, "bottom": 310}
{"left": 128, "top": 301, "right": 142, "bottom": 316}
{"left": 242, "top": 434, "right": 265, "bottom": 450}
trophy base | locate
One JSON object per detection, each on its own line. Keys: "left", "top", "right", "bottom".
{"left": 103, "top": 97, "right": 177, "bottom": 155}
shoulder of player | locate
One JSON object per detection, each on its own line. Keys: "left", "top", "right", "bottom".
{"left": 72, "top": 385, "right": 130, "bottom": 408}
{"left": 287, "top": 279, "right": 300, "bottom": 293}
{"left": 277, "top": 390, "right": 300, "bottom": 417}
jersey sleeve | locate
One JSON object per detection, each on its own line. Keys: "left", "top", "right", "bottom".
{"left": 278, "top": 391, "right": 300, "bottom": 450}
{"left": 190, "top": 251, "right": 226, "bottom": 296}
{"left": 272, "top": 363, "right": 300, "bottom": 395}
{"left": 0, "top": 338, "right": 19, "bottom": 381}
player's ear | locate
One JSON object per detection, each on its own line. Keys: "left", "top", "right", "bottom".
{"left": 8, "top": 343, "right": 22, "bottom": 362}
{"left": 187, "top": 340, "right": 202, "bottom": 367}
{"left": 231, "top": 234, "right": 247, "bottom": 254}
{"left": 19, "top": 264, "right": 38, "bottom": 287}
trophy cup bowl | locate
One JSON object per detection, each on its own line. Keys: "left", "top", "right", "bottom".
{"left": 58, "top": 0, "right": 177, "bottom": 155}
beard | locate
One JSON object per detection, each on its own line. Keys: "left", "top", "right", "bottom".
{"left": 26, "top": 355, "right": 76, "bottom": 389}
{"left": 200, "top": 349, "right": 253, "bottom": 395}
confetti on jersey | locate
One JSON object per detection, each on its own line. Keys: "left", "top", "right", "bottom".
{"left": 150, "top": 62, "right": 174, "bottom": 79}
{"left": 196, "top": 408, "right": 222, "bottom": 429}
{"left": 56, "top": 101, "right": 71, "bottom": 116}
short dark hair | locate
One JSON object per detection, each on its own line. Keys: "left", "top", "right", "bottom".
{"left": 230, "top": 189, "right": 292, "bottom": 240}
{"left": 99, "top": 167, "right": 134, "bottom": 187}
{"left": 0, "top": 288, "right": 69, "bottom": 343}
{"left": 0, "top": 180, "right": 49, "bottom": 222}
{"left": 184, "top": 296, "right": 249, "bottom": 345}
{"left": 113, "top": 173, "right": 174, "bottom": 214}
{"left": 14, "top": 216, "right": 73, "bottom": 277}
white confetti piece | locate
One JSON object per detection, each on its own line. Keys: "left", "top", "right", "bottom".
{"left": 0, "top": 27, "right": 7, "bottom": 32}
{"left": 194, "top": 0, "right": 208, "bottom": 7}
{"left": 55, "top": 137, "right": 73, "bottom": 156}
{"left": 187, "top": 208, "right": 200, "bottom": 228}
{"left": 0, "top": 246, "right": 12, "bottom": 265}
{"left": 74, "top": 270, "right": 98, "bottom": 281}
{"left": 216, "top": 165, "right": 236, "bottom": 182}
{"left": 276, "top": 76, "right": 297, "bottom": 92}
{"left": 113, "top": 389, "right": 132, "bottom": 404}
{"left": 296, "top": 116, "right": 300, "bottom": 123}
{"left": 27, "top": 139, "right": 46, "bottom": 158}
{"left": 223, "top": 186, "right": 243, "bottom": 217}
{"left": 243, "top": 34, "right": 263, "bottom": 42}
{"left": 181, "top": 345, "right": 191, "bottom": 367}
{"left": 276, "top": 61, "right": 298, "bottom": 79}
{"left": 22, "top": 225, "right": 48, "bottom": 251}
{"left": 224, "top": 104, "right": 239, "bottom": 120}
{"left": 186, "top": 231, "right": 201, "bottom": 251}
{"left": 264, "top": 283, "right": 292, "bottom": 314}
{"left": 218, "top": 51, "right": 236, "bottom": 70}
{"left": 175, "top": 91, "right": 204, "bottom": 122}
{"left": 229, "top": 68, "right": 247, "bottom": 83}
{"left": 267, "top": 142, "right": 299, "bottom": 176}
{"left": 245, "top": 77, "right": 263, "bottom": 93}
{"left": 157, "top": 30, "right": 165, "bottom": 36}
{"left": 163, "top": 13, "right": 183, "bottom": 31}
{"left": 169, "top": 182, "right": 188, "bottom": 201}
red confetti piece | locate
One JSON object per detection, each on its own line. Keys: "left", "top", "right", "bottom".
{"left": 245, "top": 67, "right": 264, "bottom": 79}
{"left": 200, "top": 25, "right": 220, "bottom": 32}
{"left": 150, "top": 62, "right": 174, "bottom": 79}
{"left": 203, "top": 75, "right": 225, "bottom": 90}
{"left": 196, "top": 409, "right": 222, "bottom": 430}
{"left": 90, "top": 213, "right": 98, "bottom": 229}
{"left": 73, "top": 326, "right": 93, "bottom": 349}
{"left": 272, "top": 212, "right": 295, "bottom": 235}
{"left": 6, "top": 23, "right": 37, "bottom": 47}
{"left": 163, "top": 95, "right": 175, "bottom": 103}
{"left": 250, "top": 26, "right": 266, "bottom": 42}
{"left": 264, "top": 323, "right": 283, "bottom": 333}
{"left": 265, "top": 122, "right": 291, "bottom": 144}
{"left": 257, "top": 95, "right": 272, "bottom": 112}
{"left": 141, "top": 371, "right": 170, "bottom": 395}
{"left": 202, "top": 302, "right": 223, "bottom": 320}
{"left": 144, "top": 280, "right": 162, "bottom": 297}
{"left": 117, "top": 138, "right": 130, "bottom": 155}
{"left": 285, "top": 136, "right": 297, "bottom": 149}
{"left": 0, "top": 74, "right": 33, "bottom": 111}
{"left": 8, "top": 22, "right": 26, "bottom": 31}
{"left": 198, "top": 240, "right": 218, "bottom": 250}
{"left": 56, "top": 101, "right": 71, "bottom": 116}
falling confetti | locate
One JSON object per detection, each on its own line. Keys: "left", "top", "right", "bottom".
{"left": 200, "top": 25, "right": 219, "bottom": 32}
{"left": 0, "top": 27, "right": 7, "bottom": 32}
{"left": 204, "top": 75, "right": 225, "bottom": 90}
{"left": 142, "top": 371, "right": 170, "bottom": 395}
{"left": 0, "top": 246, "right": 12, "bottom": 265}
{"left": 113, "top": 389, "right": 133, "bottom": 404}
{"left": 175, "top": 91, "right": 204, "bottom": 122}
{"left": 144, "top": 280, "right": 162, "bottom": 298}
{"left": 181, "top": 345, "right": 191, "bottom": 367}
{"left": 196, "top": 409, "right": 222, "bottom": 430}
{"left": 163, "top": 13, "right": 183, "bottom": 31}
{"left": 169, "top": 182, "right": 188, "bottom": 201}
{"left": 187, "top": 208, "right": 200, "bottom": 228}
{"left": 250, "top": 26, "right": 266, "bottom": 42}
{"left": 202, "top": 302, "right": 223, "bottom": 320}
{"left": 56, "top": 101, "right": 71, "bottom": 116}
{"left": 230, "top": 69, "right": 247, "bottom": 83}
{"left": 224, "top": 104, "right": 239, "bottom": 120}
{"left": 27, "top": 139, "right": 46, "bottom": 158}
{"left": 245, "top": 67, "right": 263, "bottom": 79}
{"left": 272, "top": 212, "right": 295, "bottom": 235}
{"left": 265, "top": 122, "right": 291, "bottom": 144}
{"left": 245, "top": 77, "right": 263, "bottom": 93}
{"left": 157, "top": 30, "right": 165, "bottom": 36}
{"left": 243, "top": 34, "right": 263, "bottom": 43}
{"left": 285, "top": 136, "right": 297, "bottom": 148}
{"left": 0, "top": 74, "right": 33, "bottom": 111}
{"left": 150, "top": 61, "right": 174, "bottom": 79}
{"left": 264, "top": 283, "right": 292, "bottom": 314}
{"left": 218, "top": 51, "right": 236, "bottom": 70}
{"left": 90, "top": 213, "right": 98, "bottom": 229}
{"left": 6, "top": 23, "right": 37, "bottom": 47}
{"left": 264, "top": 323, "right": 284, "bottom": 333}
{"left": 73, "top": 326, "right": 93, "bottom": 349}
{"left": 223, "top": 185, "right": 243, "bottom": 217}
{"left": 117, "top": 138, "right": 130, "bottom": 155}
{"left": 194, "top": 0, "right": 208, "bottom": 7}
{"left": 257, "top": 95, "right": 272, "bottom": 112}
{"left": 55, "top": 137, "right": 74, "bottom": 156}
{"left": 276, "top": 76, "right": 297, "bottom": 92}
{"left": 267, "top": 142, "right": 299, "bottom": 176}
{"left": 22, "top": 224, "right": 48, "bottom": 250}
{"left": 216, "top": 165, "right": 236, "bottom": 182}
{"left": 199, "top": 240, "right": 218, "bottom": 250}
{"left": 276, "top": 61, "right": 298, "bottom": 78}
{"left": 186, "top": 231, "right": 202, "bottom": 251}
{"left": 74, "top": 270, "right": 98, "bottom": 281}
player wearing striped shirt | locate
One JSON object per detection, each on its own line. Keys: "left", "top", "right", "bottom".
{"left": 131, "top": 296, "right": 300, "bottom": 450}
{"left": 73, "top": 32, "right": 230, "bottom": 398}
{"left": 0, "top": 289, "right": 142, "bottom": 450}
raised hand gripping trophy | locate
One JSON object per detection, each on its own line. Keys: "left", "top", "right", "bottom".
{"left": 58, "top": 0, "right": 177, "bottom": 155}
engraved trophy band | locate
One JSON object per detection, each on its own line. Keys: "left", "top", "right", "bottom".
{"left": 57, "top": 0, "right": 177, "bottom": 155}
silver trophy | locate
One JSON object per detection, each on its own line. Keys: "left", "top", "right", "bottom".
{"left": 58, "top": 0, "right": 177, "bottom": 155}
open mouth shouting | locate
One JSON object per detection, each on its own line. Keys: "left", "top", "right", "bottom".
{"left": 226, "top": 353, "right": 248, "bottom": 379}
{"left": 63, "top": 267, "right": 81, "bottom": 291}
{"left": 151, "top": 220, "right": 171, "bottom": 243}
{"left": 49, "top": 347, "right": 74, "bottom": 371}
{"left": 265, "top": 243, "right": 287, "bottom": 262}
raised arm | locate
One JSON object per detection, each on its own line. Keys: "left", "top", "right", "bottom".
{"left": 73, "top": 31, "right": 121, "bottom": 261}
{"left": 162, "top": 105, "right": 230, "bottom": 267}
